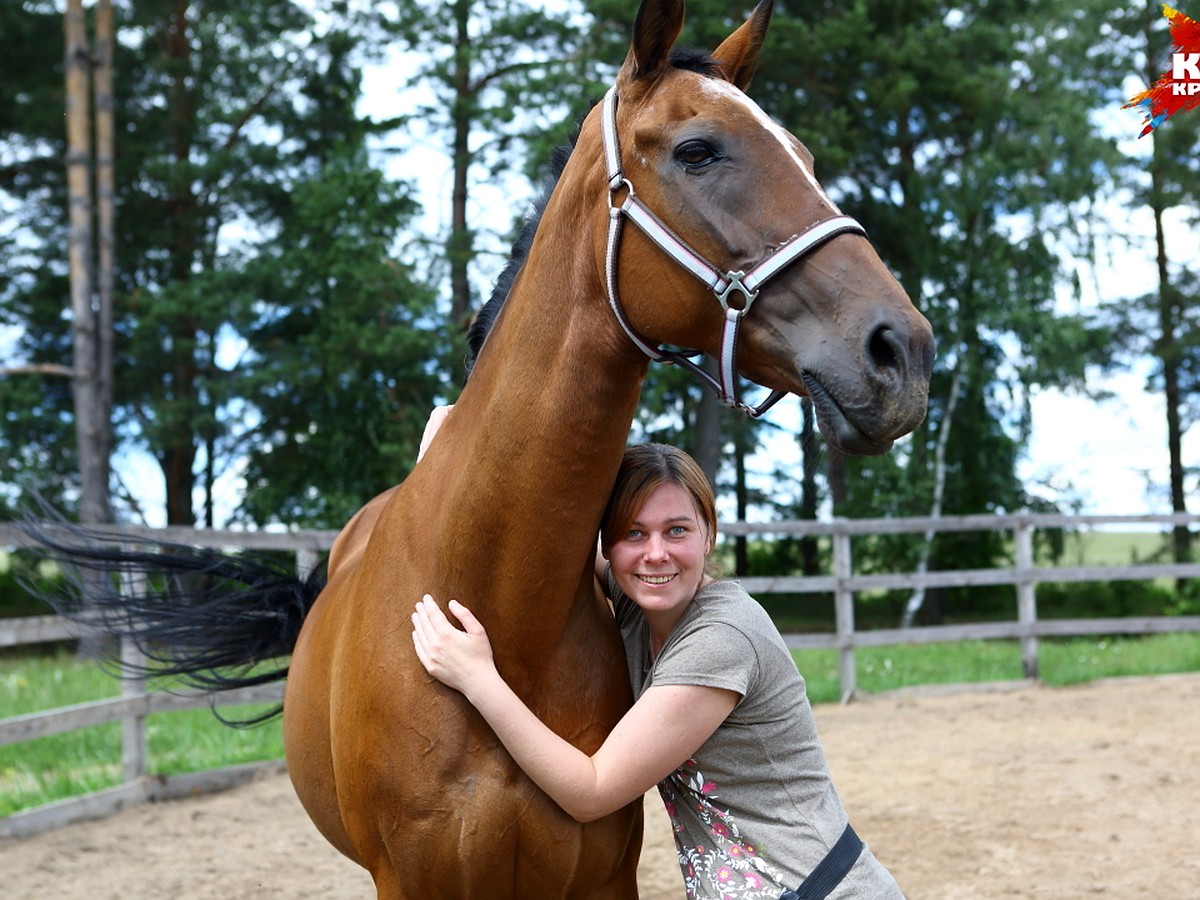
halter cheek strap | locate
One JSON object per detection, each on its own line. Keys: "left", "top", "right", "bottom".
{"left": 601, "top": 87, "right": 868, "bottom": 419}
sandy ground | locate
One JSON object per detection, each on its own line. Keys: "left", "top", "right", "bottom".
{"left": 2, "top": 673, "right": 1198, "bottom": 898}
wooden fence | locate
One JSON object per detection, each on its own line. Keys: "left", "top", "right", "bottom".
{"left": 2, "top": 512, "right": 1199, "bottom": 839}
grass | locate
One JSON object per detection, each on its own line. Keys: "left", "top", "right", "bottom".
{"left": 0, "top": 648, "right": 283, "bottom": 817}
{"left": 795, "top": 632, "right": 1200, "bottom": 704}
{"left": 1049, "top": 529, "right": 1172, "bottom": 567}
{"left": 3, "top": 632, "right": 1199, "bottom": 816}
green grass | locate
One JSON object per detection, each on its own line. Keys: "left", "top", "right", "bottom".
{"left": 0, "top": 649, "right": 283, "bottom": 817}
{"left": 3, "top": 629, "right": 1199, "bottom": 818}
{"left": 793, "top": 632, "right": 1200, "bottom": 705}
{"left": 1048, "top": 530, "right": 1172, "bottom": 567}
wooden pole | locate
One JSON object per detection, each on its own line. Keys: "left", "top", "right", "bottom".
{"left": 833, "top": 526, "right": 856, "bottom": 702}
{"left": 1014, "top": 519, "right": 1038, "bottom": 679}
{"left": 64, "top": 0, "right": 113, "bottom": 526}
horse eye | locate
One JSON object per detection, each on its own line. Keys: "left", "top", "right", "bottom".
{"left": 675, "top": 139, "right": 720, "bottom": 170}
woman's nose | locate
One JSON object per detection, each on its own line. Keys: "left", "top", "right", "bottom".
{"left": 644, "top": 534, "right": 669, "bottom": 561}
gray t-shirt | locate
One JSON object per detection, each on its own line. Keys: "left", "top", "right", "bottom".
{"left": 607, "top": 573, "right": 904, "bottom": 899}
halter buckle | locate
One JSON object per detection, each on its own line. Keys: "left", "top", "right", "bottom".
{"left": 715, "top": 271, "right": 758, "bottom": 313}
{"left": 608, "top": 175, "right": 634, "bottom": 204}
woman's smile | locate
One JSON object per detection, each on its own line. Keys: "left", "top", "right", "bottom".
{"left": 637, "top": 573, "right": 677, "bottom": 585}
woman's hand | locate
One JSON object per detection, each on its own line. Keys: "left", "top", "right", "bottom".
{"left": 411, "top": 594, "right": 496, "bottom": 697}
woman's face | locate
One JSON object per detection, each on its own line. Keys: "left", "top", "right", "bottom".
{"left": 607, "top": 481, "right": 710, "bottom": 619}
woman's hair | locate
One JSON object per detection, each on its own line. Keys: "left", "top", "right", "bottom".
{"left": 600, "top": 443, "right": 718, "bottom": 560}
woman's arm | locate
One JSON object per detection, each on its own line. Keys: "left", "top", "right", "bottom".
{"left": 411, "top": 595, "right": 737, "bottom": 823}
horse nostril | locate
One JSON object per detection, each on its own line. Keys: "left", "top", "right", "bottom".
{"left": 867, "top": 325, "right": 901, "bottom": 379}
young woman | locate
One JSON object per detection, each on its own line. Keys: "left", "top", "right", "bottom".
{"left": 412, "top": 441, "right": 903, "bottom": 899}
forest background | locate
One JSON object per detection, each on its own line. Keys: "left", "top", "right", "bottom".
{"left": 1, "top": 0, "right": 1198, "bottom": 625}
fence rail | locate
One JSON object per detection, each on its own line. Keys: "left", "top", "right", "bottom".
{"left": 3, "top": 512, "right": 1199, "bottom": 838}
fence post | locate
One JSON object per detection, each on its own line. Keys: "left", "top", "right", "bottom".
{"left": 120, "top": 545, "right": 148, "bottom": 787}
{"left": 1014, "top": 519, "right": 1038, "bottom": 679}
{"left": 833, "top": 526, "right": 856, "bottom": 703}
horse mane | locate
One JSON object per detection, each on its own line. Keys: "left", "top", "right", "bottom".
{"left": 464, "top": 47, "right": 721, "bottom": 377}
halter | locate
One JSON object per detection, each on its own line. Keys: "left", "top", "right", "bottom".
{"left": 601, "top": 87, "right": 868, "bottom": 418}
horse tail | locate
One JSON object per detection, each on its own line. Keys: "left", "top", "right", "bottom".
{"left": 21, "top": 519, "right": 326, "bottom": 725}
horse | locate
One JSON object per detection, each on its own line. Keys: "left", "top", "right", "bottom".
{"left": 31, "top": 1, "right": 933, "bottom": 896}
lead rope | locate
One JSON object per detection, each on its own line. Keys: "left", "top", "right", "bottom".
{"left": 600, "top": 86, "right": 868, "bottom": 419}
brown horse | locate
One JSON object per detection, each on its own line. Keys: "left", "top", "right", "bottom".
{"left": 283, "top": 1, "right": 931, "bottom": 895}
{"left": 33, "top": 1, "right": 932, "bottom": 897}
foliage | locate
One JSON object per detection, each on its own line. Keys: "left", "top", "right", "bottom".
{"left": 383, "top": 0, "right": 604, "bottom": 327}
{"left": 0, "top": 0, "right": 1193, "bottom": 553}
{"left": 1036, "top": 578, "right": 1175, "bottom": 619}
{"left": 0, "top": 549, "right": 57, "bottom": 619}
{"left": 233, "top": 145, "right": 445, "bottom": 527}
{"left": 1, "top": 0, "right": 446, "bottom": 528}
{"left": 1088, "top": 1, "right": 1200, "bottom": 538}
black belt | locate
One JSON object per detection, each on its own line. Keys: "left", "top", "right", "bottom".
{"left": 780, "top": 824, "right": 864, "bottom": 900}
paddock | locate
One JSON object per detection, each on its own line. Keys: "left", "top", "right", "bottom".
{"left": 2, "top": 672, "right": 1196, "bottom": 898}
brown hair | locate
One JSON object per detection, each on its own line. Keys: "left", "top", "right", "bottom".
{"left": 600, "top": 443, "right": 718, "bottom": 560}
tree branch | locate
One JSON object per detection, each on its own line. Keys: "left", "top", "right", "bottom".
{"left": 0, "top": 363, "right": 78, "bottom": 378}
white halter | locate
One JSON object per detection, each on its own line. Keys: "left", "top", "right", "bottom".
{"left": 601, "top": 86, "right": 868, "bottom": 418}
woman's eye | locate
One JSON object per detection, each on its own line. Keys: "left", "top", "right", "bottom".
{"left": 675, "top": 139, "right": 720, "bottom": 170}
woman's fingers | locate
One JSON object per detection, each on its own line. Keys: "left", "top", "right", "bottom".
{"left": 411, "top": 596, "right": 449, "bottom": 669}
{"left": 418, "top": 593, "right": 450, "bottom": 629}
{"left": 447, "top": 598, "right": 482, "bottom": 635}
{"left": 413, "top": 595, "right": 469, "bottom": 664}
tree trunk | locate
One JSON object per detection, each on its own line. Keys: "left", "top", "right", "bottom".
{"left": 94, "top": 0, "right": 115, "bottom": 510}
{"left": 1141, "top": 9, "right": 1191, "bottom": 581}
{"left": 448, "top": 0, "right": 474, "bottom": 337}
{"left": 693, "top": 358, "right": 723, "bottom": 488}
{"left": 733, "top": 421, "right": 749, "bottom": 576}
{"left": 901, "top": 360, "right": 961, "bottom": 628}
{"left": 66, "top": 0, "right": 114, "bottom": 660}
{"left": 65, "top": 0, "right": 112, "bottom": 526}
{"left": 162, "top": 0, "right": 197, "bottom": 526}
{"left": 797, "top": 397, "right": 820, "bottom": 576}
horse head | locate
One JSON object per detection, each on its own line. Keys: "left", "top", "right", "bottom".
{"left": 600, "top": 0, "right": 935, "bottom": 454}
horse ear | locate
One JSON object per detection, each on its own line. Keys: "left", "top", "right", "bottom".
{"left": 621, "top": 0, "right": 685, "bottom": 84}
{"left": 711, "top": 0, "right": 774, "bottom": 90}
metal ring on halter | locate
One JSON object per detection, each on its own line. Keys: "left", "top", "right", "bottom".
{"left": 715, "top": 272, "right": 758, "bottom": 313}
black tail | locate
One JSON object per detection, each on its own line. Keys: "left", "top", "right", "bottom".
{"left": 20, "top": 519, "right": 326, "bottom": 725}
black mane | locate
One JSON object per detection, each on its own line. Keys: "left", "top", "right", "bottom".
{"left": 463, "top": 47, "right": 720, "bottom": 376}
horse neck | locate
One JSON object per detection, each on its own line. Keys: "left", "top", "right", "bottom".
{"left": 425, "top": 166, "right": 648, "bottom": 652}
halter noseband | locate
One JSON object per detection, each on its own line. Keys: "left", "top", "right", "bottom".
{"left": 601, "top": 87, "right": 868, "bottom": 419}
